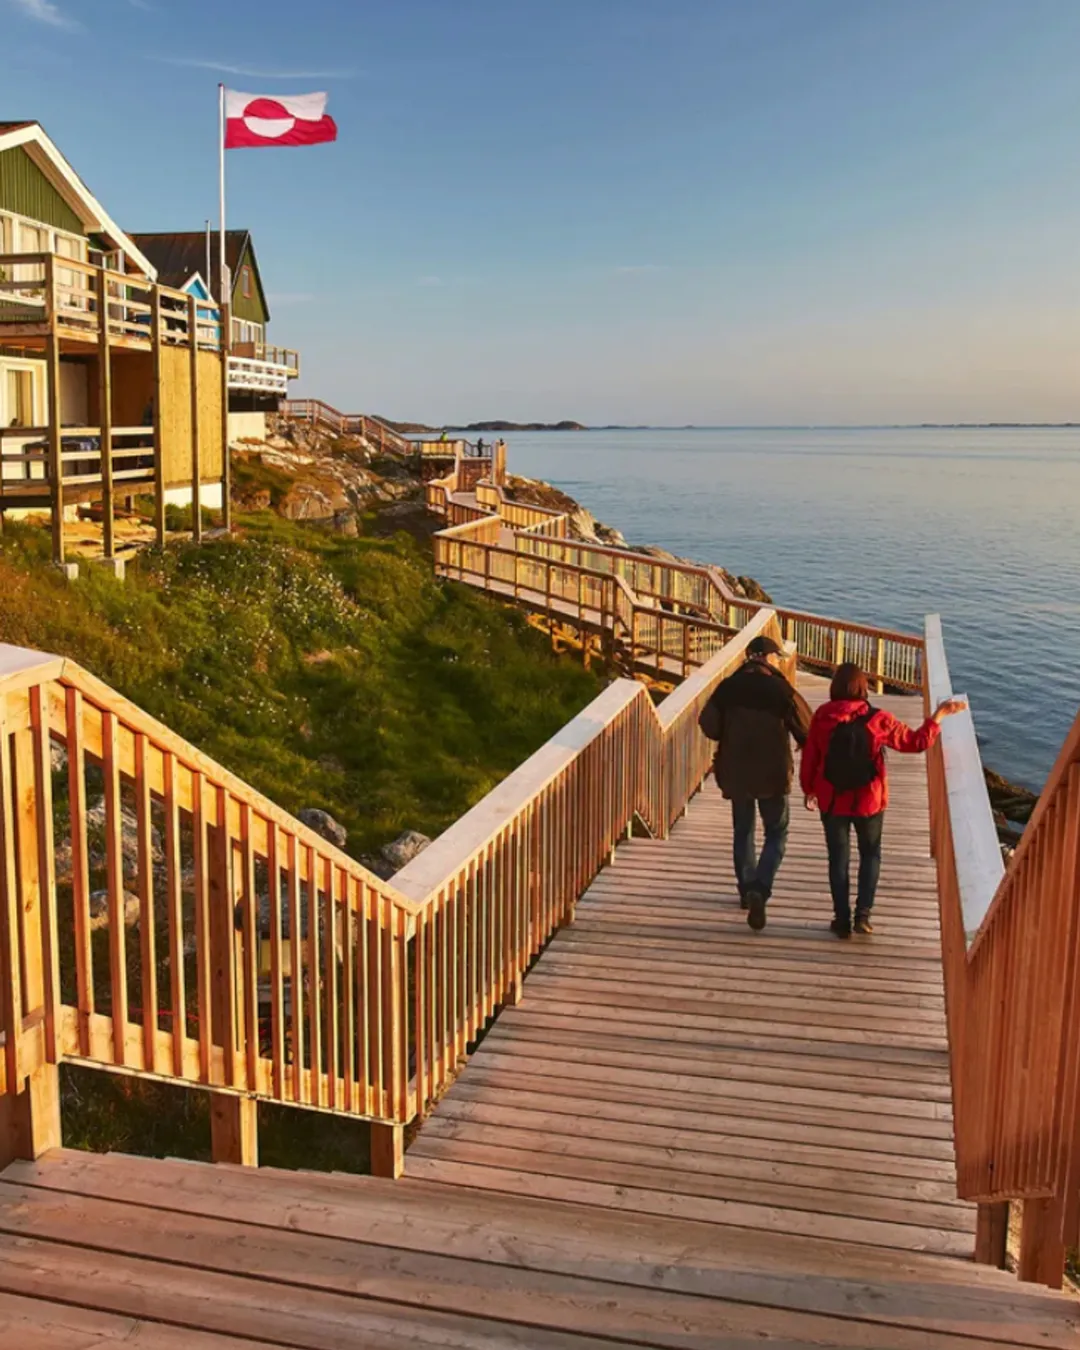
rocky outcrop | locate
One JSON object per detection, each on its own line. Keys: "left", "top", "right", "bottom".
{"left": 231, "top": 418, "right": 419, "bottom": 529}
{"left": 360, "top": 829, "right": 433, "bottom": 880}
{"left": 298, "top": 808, "right": 348, "bottom": 849}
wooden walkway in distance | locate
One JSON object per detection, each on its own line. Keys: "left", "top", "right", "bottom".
{"left": 2, "top": 678, "right": 1079, "bottom": 1346}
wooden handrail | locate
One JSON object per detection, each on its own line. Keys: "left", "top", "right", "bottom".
{"left": 0, "top": 611, "right": 777, "bottom": 1165}
{"left": 925, "top": 614, "right": 1080, "bottom": 1287}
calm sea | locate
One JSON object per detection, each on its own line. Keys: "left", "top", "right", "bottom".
{"left": 503, "top": 427, "right": 1080, "bottom": 791}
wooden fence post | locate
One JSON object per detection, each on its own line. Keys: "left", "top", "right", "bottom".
{"left": 370, "top": 1121, "right": 405, "bottom": 1178}
{"left": 44, "top": 257, "right": 64, "bottom": 566}
{"left": 974, "top": 1201, "right": 1010, "bottom": 1269}
{"left": 150, "top": 286, "right": 166, "bottom": 547}
{"left": 97, "top": 266, "right": 114, "bottom": 559}
{"left": 210, "top": 1094, "right": 258, "bottom": 1167}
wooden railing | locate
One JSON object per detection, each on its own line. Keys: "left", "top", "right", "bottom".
{"left": 0, "top": 426, "right": 154, "bottom": 497}
{"left": 281, "top": 401, "right": 416, "bottom": 456}
{"left": 0, "top": 253, "right": 220, "bottom": 351}
{"left": 431, "top": 485, "right": 920, "bottom": 688}
{"left": 227, "top": 356, "right": 292, "bottom": 396}
{"left": 925, "top": 615, "right": 1080, "bottom": 1288}
{"left": 434, "top": 513, "right": 743, "bottom": 684}
{"left": 514, "top": 533, "right": 924, "bottom": 691}
{"left": 0, "top": 614, "right": 779, "bottom": 1171}
{"left": 232, "top": 342, "right": 300, "bottom": 378}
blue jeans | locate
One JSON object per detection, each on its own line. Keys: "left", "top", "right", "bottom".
{"left": 822, "top": 812, "right": 885, "bottom": 921}
{"left": 731, "top": 796, "right": 790, "bottom": 902}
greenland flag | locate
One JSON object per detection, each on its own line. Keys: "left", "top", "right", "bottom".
{"left": 224, "top": 89, "right": 337, "bottom": 149}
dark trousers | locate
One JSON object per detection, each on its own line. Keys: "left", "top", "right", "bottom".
{"left": 822, "top": 812, "right": 885, "bottom": 921}
{"left": 731, "top": 796, "right": 789, "bottom": 901}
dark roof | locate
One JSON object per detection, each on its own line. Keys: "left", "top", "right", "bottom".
{"left": 128, "top": 230, "right": 268, "bottom": 315}
{"left": 0, "top": 121, "right": 38, "bottom": 135}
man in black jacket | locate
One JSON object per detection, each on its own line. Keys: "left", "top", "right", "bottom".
{"left": 698, "top": 635, "right": 812, "bottom": 931}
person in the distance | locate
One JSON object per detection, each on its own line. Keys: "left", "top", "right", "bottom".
{"left": 800, "top": 661, "right": 966, "bottom": 938}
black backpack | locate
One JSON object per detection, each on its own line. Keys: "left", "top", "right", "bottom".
{"left": 824, "top": 707, "right": 880, "bottom": 792}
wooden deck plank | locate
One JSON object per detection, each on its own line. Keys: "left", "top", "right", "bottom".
{"left": 6, "top": 1152, "right": 1080, "bottom": 1348}
{"left": 2, "top": 677, "right": 1079, "bottom": 1345}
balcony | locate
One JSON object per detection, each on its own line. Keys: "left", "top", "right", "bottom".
{"left": 228, "top": 341, "right": 300, "bottom": 396}
{"left": 0, "top": 252, "right": 220, "bottom": 353}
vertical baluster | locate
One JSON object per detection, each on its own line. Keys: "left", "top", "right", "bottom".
{"left": 30, "top": 687, "right": 59, "bottom": 1066}
{"left": 239, "top": 804, "right": 258, "bottom": 1093}
{"left": 0, "top": 703, "right": 22, "bottom": 1095}
{"left": 101, "top": 711, "right": 128, "bottom": 1065}
{"left": 65, "top": 689, "right": 93, "bottom": 1056}
{"left": 191, "top": 768, "right": 213, "bottom": 1081}
{"left": 323, "top": 855, "right": 339, "bottom": 1109}
{"left": 134, "top": 733, "right": 157, "bottom": 1073}
{"left": 357, "top": 878, "right": 371, "bottom": 1115}
{"left": 287, "top": 833, "right": 305, "bottom": 1104}
{"left": 305, "top": 844, "right": 323, "bottom": 1106}
{"left": 268, "top": 823, "right": 285, "bottom": 1100}
{"left": 164, "top": 754, "right": 186, "bottom": 1078}
{"left": 340, "top": 868, "right": 355, "bottom": 1113}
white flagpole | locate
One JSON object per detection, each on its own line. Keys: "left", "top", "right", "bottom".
{"left": 218, "top": 83, "right": 228, "bottom": 347}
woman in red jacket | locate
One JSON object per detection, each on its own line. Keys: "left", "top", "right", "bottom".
{"left": 800, "top": 662, "right": 965, "bottom": 938}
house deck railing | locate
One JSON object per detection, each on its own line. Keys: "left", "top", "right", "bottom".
{"left": 0, "top": 253, "right": 220, "bottom": 351}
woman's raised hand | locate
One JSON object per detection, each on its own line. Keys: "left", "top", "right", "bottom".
{"left": 932, "top": 698, "right": 968, "bottom": 723}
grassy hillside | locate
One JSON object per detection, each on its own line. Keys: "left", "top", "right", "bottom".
{"left": 0, "top": 509, "right": 605, "bottom": 857}
{"left": 1, "top": 502, "right": 607, "bottom": 1169}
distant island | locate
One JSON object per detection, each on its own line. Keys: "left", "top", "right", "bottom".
{"left": 449, "top": 420, "right": 588, "bottom": 433}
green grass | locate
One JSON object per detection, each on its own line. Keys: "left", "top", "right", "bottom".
{"left": 2, "top": 504, "right": 605, "bottom": 1168}
{"left": 0, "top": 509, "right": 605, "bottom": 855}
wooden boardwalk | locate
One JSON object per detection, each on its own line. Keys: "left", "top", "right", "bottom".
{"left": 2, "top": 677, "right": 1079, "bottom": 1345}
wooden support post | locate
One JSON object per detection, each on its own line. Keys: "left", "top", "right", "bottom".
{"left": 370, "top": 1121, "right": 405, "bottom": 1178}
{"left": 150, "top": 286, "right": 165, "bottom": 546}
{"left": 875, "top": 636, "right": 886, "bottom": 695}
{"left": 834, "top": 627, "right": 845, "bottom": 669}
{"left": 220, "top": 301, "right": 232, "bottom": 532}
{"left": 188, "top": 293, "right": 202, "bottom": 542}
{"left": 1018, "top": 1197, "right": 1066, "bottom": 1288}
{"left": 974, "top": 1201, "right": 1009, "bottom": 1269}
{"left": 210, "top": 1094, "right": 257, "bottom": 1166}
{"left": 97, "top": 267, "right": 114, "bottom": 558}
{"left": 0, "top": 1064, "right": 61, "bottom": 1170}
{"left": 45, "top": 259, "right": 64, "bottom": 566}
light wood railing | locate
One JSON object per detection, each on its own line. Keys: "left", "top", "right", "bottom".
{"left": 430, "top": 476, "right": 923, "bottom": 690}
{"left": 925, "top": 615, "right": 1080, "bottom": 1288}
{"left": 0, "top": 426, "right": 154, "bottom": 495}
{"left": 281, "top": 402, "right": 416, "bottom": 456}
{"left": 0, "top": 253, "right": 221, "bottom": 351}
{"left": 0, "top": 613, "right": 779, "bottom": 1171}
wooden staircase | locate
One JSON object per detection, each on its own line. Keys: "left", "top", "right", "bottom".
{"left": 2, "top": 677, "right": 1080, "bottom": 1345}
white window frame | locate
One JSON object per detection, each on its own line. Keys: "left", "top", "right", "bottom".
{"left": 0, "top": 208, "right": 87, "bottom": 301}
{"left": 1, "top": 357, "right": 45, "bottom": 483}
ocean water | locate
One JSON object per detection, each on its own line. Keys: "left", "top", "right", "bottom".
{"left": 503, "top": 428, "right": 1080, "bottom": 790}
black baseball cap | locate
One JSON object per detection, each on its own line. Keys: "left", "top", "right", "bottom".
{"left": 746, "top": 635, "right": 783, "bottom": 658}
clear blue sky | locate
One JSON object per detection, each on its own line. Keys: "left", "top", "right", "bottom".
{"left": 8, "top": 0, "right": 1080, "bottom": 424}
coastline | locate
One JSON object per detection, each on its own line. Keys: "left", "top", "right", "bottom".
{"left": 509, "top": 468, "right": 1035, "bottom": 849}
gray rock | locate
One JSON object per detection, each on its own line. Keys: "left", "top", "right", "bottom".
{"left": 298, "top": 808, "right": 348, "bottom": 849}
{"left": 380, "top": 829, "right": 432, "bottom": 874}
{"left": 88, "top": 888, "right": 141, "bottom": 931}
{"left": 50, "top": 740, "right": 66, "bottom": 774}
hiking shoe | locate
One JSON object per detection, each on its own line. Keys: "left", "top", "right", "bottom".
{"left": 739, "top": 893, "right": 750, "bottom": 911}
{"left": 854, "top": 912, "right": 874, "bottom": 935}
{"left": 830, "top": 916, "right": 852, "bottom": 940}
{"left": 746, "top": 888, "right": 767, "bottom": 932}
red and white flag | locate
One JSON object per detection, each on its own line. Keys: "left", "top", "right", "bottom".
{"left": 223, "top": 89, "right": 337, "bottom": 149}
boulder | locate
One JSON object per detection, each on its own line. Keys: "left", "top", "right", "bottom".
{"left": 380, "top": 829, "right": 432, "bottom": 874}
{"left": 88, "top": 889, "right": 141, "bottom": 931}
{"left": 298, "top": 808, "right": 348, "bottom": 849}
